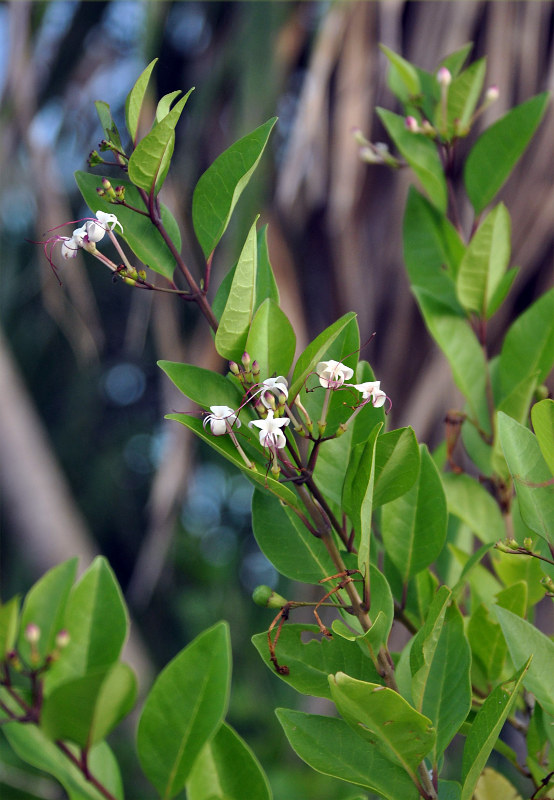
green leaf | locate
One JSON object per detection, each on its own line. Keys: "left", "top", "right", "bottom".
{"left": 166, "top": 414, "right": 299, "bottom": 508}
{"left": 251, "top": 489, "right": 335, "bottom": 583}
{"left": 0, "top": 597, "right": 19, "bottom": 659}
{"left": 289, "top": 312, "right": 357, "bottom": 402}
{"left": 411, "top": 290, "right": 488, "bottom": 428}
{"left": 187, "top": 722, "right": 272, "bottom": 800}
{"left": 456, "top": 204, "right": 511, "bottom": 316}
{"left": 137, "top": 621, "right": 231, "bottom": 799}
{"left": 380, "top": 44, "right": 421, "bottom": 98}
{"left": 531, "top": 399, "right": 554, "bottom": 476}
{"left": 2, "top": 723, "right": 123, "bottom": 800}
{"left": 464, "top": 92, "right": 550, "bottom": 213}
{"left": 125, "top": 58, "right": 158, "bottom": 145}
{"left": 75, "top": 171, "right": 181, "bottom": 280}
{"left": 498, "top": 288, "right": 554, "bottom": 399}
{"left": 443, "top": 58, "right": 486, "bottom": 136}
{"left": 158, "top": 361, "right": 243, "bottom": 410}
{"left": 215, "top": 219, "right": 258, "bottom": 360}
{"left": 252, "top": 623, "right": 381, "bottom": 699}
{"left": 439, "top": 43, "right": 473, "bottom": 78}
{"left": 410, "top": 588, "right": 472, "bottom": 759}
{"left": 442, "top": 473, "right": 505, "bottom": 543}
{"left": 497, "top": 412, "right": 554, "bottom": 544}
{"left": 18, "top": 558, "right": 77, "bottom": 666}
{"left": 94, "top": 101, "right": 122, "bottom": 151}
{"left": 44, "top": 558, "right": 128, "bottom": 694}
{"left": 378, "top": 108, "right": 447, "bottom": 213}
{"left": 128, "top": 89, "right": 194, "bottom": 194}
{"left": 41, "top": 663, "right": 137, "bottom": 747}
{"left": 373, "top": 427, "right": 420, "bottom": 507}
{"left": 276, "top": 709, "right": 420, "bottom": 800}
{"left": 329, "top": 673, "right": 435, "bottom": 783}
{"left": 381, "top": 446, "right": 447, "bottom": 582}
{"left": 495, "top": 606, "right": 554, "bottom": 716}
{"left": 244, "top": 299, "right": 296, "bottom": 379}
{"left": 486, "top": 266, "right": 518, "bottom": 319}
{"left": 156, "top": 90, "right": 182, "bottom": 122}
{"left": 193, "top": 118, "right": 277, "bottom": 258}
{"left": 467, "top": 604, "right": 507, "bottom": 688}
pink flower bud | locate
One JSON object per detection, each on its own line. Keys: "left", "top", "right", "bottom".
{"left": 24, "top": 623, "right": 41, "bottom": 643}
{"left": 405, "top": 116, "right": 420, "bottom": 133}
{"left": 485, "top": 85, "right": 499, "bottom": 102}
{"left": 437, "top": 67, "right": 452, "bottom": 87}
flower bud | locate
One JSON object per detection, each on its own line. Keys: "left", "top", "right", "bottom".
{"left": 263, "top": 390, "right": 277, "bottom": 411}
{"left": 252, "top": 585, "right": 288, "bottom": 609}
{"left": 228, "top": 361, "right": 240, "bottom": 376}
{"left": 420, "top": 120, "right": 436, "bottom": 137}
{"left": 138, "top": 270, "right": 146, "bottom": 281}
{"left": 55, "top": 629, "right": 70, "bottom": 649}
{"left": 241, "top": 352, "right": 251, "bottom": 371}
{"left": 102, "top": 178, "right": 112, "bottom": 190}
{"left": 88, "top": 150, "right": 103, "bottom": 167}
{"left": 523, "top": 538, "right": 533, "bottom": 551}
{"left": 405, "top": 116, "right": 420, "bottom": 133}
{"left": 24, "top": 623, "right": 41, "bottom": 643}
{"left": 485, "top": 85, "right": 499, "bottom": 102}
{"left": 252, "top": 360, "right": 261, "bottom": 379}
{"left": 437, "top": 67, "right": 452, "bottom": 87}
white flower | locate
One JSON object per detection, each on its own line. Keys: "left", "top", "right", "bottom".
{"left": 85, "top": 210, "right": 123, "bottom": 243}
{"left": 60, "top": 236, "right": 79, "bottom": 260}
{"left": 71, "top": 225, "right": 87, "bottom": 247}
{"left": 259, "top": 376, "right": 288, "bottom": 408}
{"left": 316, "top": 360, "right": 354, "bottom": 389}
{"left": 352, "top": 381, "right": 387, "bottom": 408}
{"left": 249, "top": 410, "right": 290, "bottom": 449}
{"left": 203, "top": 405, "right": 240, "bottom": 436}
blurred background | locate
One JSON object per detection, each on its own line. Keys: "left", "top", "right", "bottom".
{"left": 0, "top": 2, "right": 553, "bottom": 798}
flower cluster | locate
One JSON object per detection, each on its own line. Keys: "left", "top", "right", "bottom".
{"left": 59, "top": 211, "right": 123, "bottom": 260}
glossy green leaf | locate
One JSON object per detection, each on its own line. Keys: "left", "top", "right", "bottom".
{"left": 380, "top": 44, "right": 421, "bottom": 98}
{"left": 245, "top": 299, "right": 296, "bottom": 379}
{"left": 276, "top": 709, "right": 420, "bottom": 800}
{"left": 412, "top": 289, "right": 488, "bottom": 428}
{"left": 215, "top": 219, "right": 258, "bottom": 360}
{"left": 465, "top": 92, "right": 549, "bottom": 213}
{"left": 410, "top": 588, "right": 472, "bottom": 759}
{"left": 0, "top": 596, "right": 19, "bottom": 659}
{"left": 378, "top": 108, "right": 447, "bottom": 213}
{"left": 158, "top": 361, "right": 243, "bottom": 410}
{"left": 128, "top": 89, "right": 193, "bottom": 194}
{"left": 373, "top": 426, "right": 420, "bottom": 507}
{"left": 443, "top": 58, "right": 486, "bottom": 136}
{"left": 187, "top": 722, "right": 272, "bottom": 800}
{"left": 498, "top": 412, "right": 554, "bottom": 543}
{"left": 156, "top": 90, "right": 182, "bottom": 122}
{"left": 137, "top": 621, "right": 231, "bottom": 799}
{"left": 252, "top": 623, "right": 381, "bottom": 699}
{"left": 2, "top": 722, "right": 123, "bottom": 800}
{"left": 329, "top": 673, "right": 435, "bottom": 783}
{"left": 461, "top": 659, "right": 529, "bottom": 800}
{"left": 251, "top": 489, "right": 335, "bottom": 583}
{"left": 532, "top": 399, "right": 554, "bottom": 475}
{"left": 442, "top": 472, "right": 505, "bottom": 543}
{"left": 18, "top": 558, "right": 77, "bottom": 666}
{"left": 193, "top": 118, "right": 277, "bottom": 258}
{"left": 289, "top": 312, "right": 357, "bottom": 402}
{"left": 381, "top": 445, "right": 447, "bottom": 581}
{"left": 125, "top": 58, "right": 158, "bottom": 145}
{"left": 498, "top": 288, "right": 554, "bottom": 400}
{"left": 313, "top": 426, "right": 353, "bottom": 507}
{"left": 467, "top": 604, "right": 507, "bottom": 689}
{"left": 495, "top": 606, "right": 554, "bottom": 716}
{"left": 41, "top": 663, "right": 137, "bottom": 747}
{"left": 456, "top": 204, "right": 511, "bottom": 316}
{"left": 167, "top": 414, "right": 299, "bottom": 508}
{"left": 486, "top": 266, "right": 518, "bottom": 318}
{"left": 94, "top": 101, "right": 122, "bottom": 151}
{"left": 44, "top": 557, "right": 128, "bottom": 694}
{"left": 75, "top": 171, "right": 181, "bottom": 279}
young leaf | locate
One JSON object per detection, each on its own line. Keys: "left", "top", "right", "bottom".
{"left": 74, "top": 171, "right": 181, "bottom": 280}
{"left": 252, "top": 623, "right": 382, "bottom": 699}
{"left": 532, "top": 398, "right": 554, "bottom": 475}
{"left": 464, "top": 92, "right": 549, "bottom": 213}
{"left": 0, "top": 597, "right": 19, "bottom": 659}
{"left": 44, "top": 557, "right": 129, "bottom": 694}
{"left": 137, "top": 621, "right": 231, "bottom": 799}
{"left": 192, "top": 118, "right": 277, "bottom": 258}
{"left": 329, "top": 673, "right": 436, "bottom": 783}
{"left": 380, "top": 44, "right": 421, "bottom": 98}
{"left": 381, "top": 445, "right": 447, "bottom": 582}
{"left": 495, "top": 606, "right": 554, "bottom": 716}
{"left": 128, "top": 89, "right": 194, "bottom": 194}
{"left": 439, "top": 43, "right": 473, "bottom": 78}
{"left": 289, "top": 311, "right": 357, "bottom": 402}
{"left": 186, "top": 722, "right": 272, "bottom": 800}
{"left": 441, "top": 472, "right": 505, "bottom": 543}
{"left": 276, "top": 709, "right": 420, "bottom": 800}
{"left": 41, "top": 663, "right": 137, "bottom": 747}
{"left": 215, "top": 219, "right": 258, "bottom": 360}
{"left": 244, "top": 299, "right": 296, "bottom": 379}
{"left": 443, "top": 58, "right": 486, "bottom": 137}
{"left": 377, "top": 108, "right": 447, "bottom": 213}
{"left": 251, "top": 489, "right": 335, "bottom": 584}
{"left": 410, "top": 588, "right": 472, "bottom": 760}
{"left": 373, "top": 426, "right": 420, "bottom": 507}
{"left": 456, "top": 204, "right": 511, "bottom": 316}
{"left": 158, "top": 360, "right": 243, "bottom": 411}
{"left": 18, "top": 558, "right": 77, "bottom": 666}
{"left": 156, "top": 90, "right": 183, "bottom": 122}
{"left": 94, "top": 101, "right": 123, "bottom": 151}
{"left": 497, "top": 412, "right": 554, "bottom": 544}
{"left": 125, "top": 58, "right": 158, "bottom": 145}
